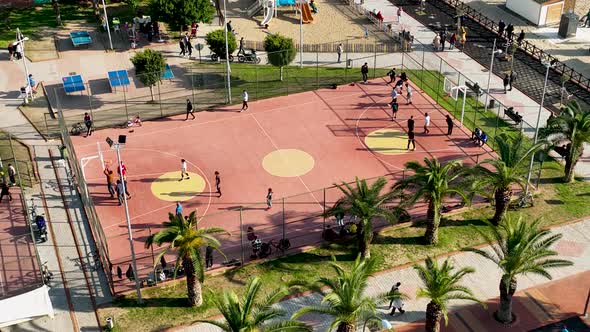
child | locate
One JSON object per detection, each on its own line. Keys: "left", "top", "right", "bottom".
{"left": 180, "top": 159, "right": 189, "bottom": 180}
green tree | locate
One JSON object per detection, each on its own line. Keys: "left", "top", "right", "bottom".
{"left": 541, "top": 100, "right": 590, "bottom": 182}
{"left": 471, "top": 133, "right": 544, "bottom": 225}
{"left": 145, "top": 211, "right": 228, "bottom": 306}
{"left": 198, "top": 277, "right": 311, "bottom": 332}
{"left": 463, "top": 216, "right": 572, "bottom": 323}
{"left": 264, "top": 34, "right": 296, "bottom": 81}
{"left": 414, "top": 257, "right": 483, "bottom": 332}
{"left": 149, "top": 0, "right": 215, "bottom": 31}
{"left": 292, "top": 256, "right": 401, "bottom": 332}
{"left": 393, "top": 158, "right": 470, "bottom": 245}
{"left": 205, "top": 29, "right": 237, "bottom": 59}
{"left": 326, "top": 177, "right": 400, "bottom": 259}
{"left": 130, "top": 49, "right": 166, "bottom": 101}
{"left": 124, "top": 0, "right": 140, "bottom": 13}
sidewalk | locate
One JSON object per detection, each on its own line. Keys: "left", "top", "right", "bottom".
{"left": 175, "top": 217, "right": 590, "bottom": 332}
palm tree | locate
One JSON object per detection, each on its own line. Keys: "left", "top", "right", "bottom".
{"left": 541, "top": 100, "right": 590, "bottom": 182}
{"left": 471, "top": 133, "right": 544, "bottom": 225}
{"left": 393, "top": 158, "right": 469, "bottom": 245}
{"left": 327, "top": 177, "right": 399, "bottom": 259}
{"left": 292, "top": 256, "right": 399, "bottom": 332}
{"left": 463, "top": 216, "right": 572, "bottom": 323}
{"left": 145, "top": 211, "right": 228, "bottom": 306}
{"left": 414, "top": 257, "right": 483, "bottom": 332}
{"left": 198, "top": 276, "right": 311, "bottom": 332}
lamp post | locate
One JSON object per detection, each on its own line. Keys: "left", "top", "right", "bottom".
{"left": 484, "top": 38, "right": 496, "bottom": 113}
{"left": 15, "top": 28, "right": 32, "bottom": 103}
{"left": 525, "top": 59, "right": 555, "bottom": 195}
{"left": 100, "top": 0, "right": 114, "bottom": 50}
{"left": 223, "top": 0, "right": 232, "bottom": 103}
{"left": 299, "top": 0, "right": 303, "bottom": 68}
{"left": 106, "top": 136, "right": 142, "bottom": 303}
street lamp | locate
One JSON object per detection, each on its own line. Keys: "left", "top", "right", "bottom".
{"left": 101, "top": 0, "right": 114, "bottom": 50}
{"left": 223, "top": 0, "right": 232, "bottom": 103}
{"left": 483, "top": 38, "right": 497, "bottom": 113}
{"left": 525, "top": 58, "right": 557, "bottom": 195}
{"left": 106, "top": 136, "right": 142, "bottom": 303}
{"left": 15, "top": 28, "right": 32, "bottom": 103}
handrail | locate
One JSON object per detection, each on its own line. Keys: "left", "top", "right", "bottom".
{"left": 441, "top": 0, "right": 590, "bottom": 92}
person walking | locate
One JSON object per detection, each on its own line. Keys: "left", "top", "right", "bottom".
{"left": 241, "top": 90, "right": 249, "bottom": 112}
{"left": 180, "top": 159, "right": 190, "bottom": 180}
{"left": 391, "top": 101, "right": 399, "bottom": 120}
{"left": 205, "top": 245, "right": 213, "bottom": 269}
{"left": 506, "top": 23, "right": 514, "bottom": 41}
{"left": 498, "top": 19, "right": 506, "bottom": 37}
{"left": 433, "top": 33, "right": 441, "bottom": 51}
{"left": 115, "top": 180, "right": 124, "bottom": 205}
{"left": 388, "top": 282, "right": 406, "bottom": 315}
{"left": 407, "top": 115, "right": 415, "bottom": 132}
{"left": 7, "top": 164, "right": 16, "bottom": 185}
{"left": 423, "top": 113, "right": 431, "bottom": 134}
{"left": 440, "top": 29, "right": 447, "bottom": 51}
{"left": 516, "top": 30, "right": 525, "bottom": 45}
{"left": 83, "top": 112, "right": 93, "bottom": 137}
{"left": 185, "top": 99, "right": 195, "bottom": 120}
{"left": 186, "top": 37, "right": 193, "bottom": 58}
{"left": 103, "top": 167, "right": 115, "bottom": 198}
{"left": 390, "top": 87, "right": 398, "bottom": 105}
{"left": 509, "top": 71, "right": 516, "bottom": 91}
{"left": 503, "top": 74, "right": 510, "bottom": 93}
{"left": 361, "top": 63, "right": 369, "bottom": 83}
{"left": 459, "top": 26, "right": 467, "bottom": 49}
{"left": 175, "top": 201, "right": 183, "bottom": 216}
{"left": 397, "top": 6, "right": 403, "bottom": 24}
{"left": 238, "top": 37, "right": 245, "bottom": 55}
{"left": 405, "top": 83, "right": 412, "bottom": 104}
{"left": 407, "top": 130, "right": 416, "bottom": 151}
{"left": 215, "top": 171, "right": 221, "bottom": 197}
{"left": 387, "top": 67, "right": 396, "bottom": 84}
{"left": 446, "top": 114, "right": 454, "bottom": 135}
{"left": 0, "top": 183, "right": 12, "bottom": 203}
{"left": 336, "top": 43, "right": 343, "bottom": 63}
{"left": 266, "top": 188, "right": 273, "bottom": 210}
{"left": 179, "top": 38, "right": 186, "bottom": 57}
{"left": 449, "top": 33, "right": 457, "bottom": 50}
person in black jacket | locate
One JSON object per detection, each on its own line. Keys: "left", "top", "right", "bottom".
{"left": 361, "top": 63, "right": 369, "bottom": 83}
{"left": 498, "top": 19, "right": 506, "bottom": 37}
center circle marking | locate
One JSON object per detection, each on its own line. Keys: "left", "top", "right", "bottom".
{"left": 364, "top": 128, "right": 409, "bottom": 155}
{"left": 151, "top": 171, "right": 205, "bottom": 202}
{"left": 262, "top": 149, "right": 315, "bottom": 177}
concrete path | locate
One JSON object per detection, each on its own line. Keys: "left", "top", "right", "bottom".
{"left": 175, "top": 218, "right": 590, "bottom": 332}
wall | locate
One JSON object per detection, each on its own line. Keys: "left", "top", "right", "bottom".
{"left": 507, "top": 0, "right": 542, "bottom": 25}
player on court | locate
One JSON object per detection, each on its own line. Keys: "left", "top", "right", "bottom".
{"left": 180, "top": 159, "right": 190, "bottom": 180}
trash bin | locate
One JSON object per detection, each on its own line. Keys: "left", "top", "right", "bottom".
{"left": 106, "top": 317, "right": 114, "bottom": 329}
{"left": 347, "top": 59, "right": 352, "bottom": 68}
{"left": 488, "top": 99, "right": 495, "bottom": 109}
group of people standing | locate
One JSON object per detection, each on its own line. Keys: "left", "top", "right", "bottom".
{"left": 497, "top": 20, "right": 526, "bottom": 45}
{"left": 433, "top": 26, "right": 464, "bottom": 51}
{"left": 103, "top": 162, "right": 131, "bottom": 205}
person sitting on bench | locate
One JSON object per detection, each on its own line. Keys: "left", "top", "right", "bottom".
{"left": 478, "top": 132, "right": 488, "bottom": 146}
{"left": 471, "top": 127, "right": 482, "bottom": 141}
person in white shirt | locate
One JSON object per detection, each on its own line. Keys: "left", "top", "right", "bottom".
{"left": 180, "top": 159, "right": 190, "bottom": 180}
{"left": 424, "top": 113, "right": 431, "bottom": 134}
{"left": 390, "top": 88, "right": 398, "bottom": 105}
{"left": 240, "top": 90, "right": 249, "bottom": 112}
{"left": 405, "top": 83, "right": 412, "bottom": 104}
{"left": 337, "top": 43, "right": 343, "bottom": 63}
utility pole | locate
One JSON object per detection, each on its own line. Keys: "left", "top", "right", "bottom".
{"left": 101, "top": 0, "right": 113, "bottom": 50}
{"left": 223, "top": 0, "right": 232, "bottom": 103}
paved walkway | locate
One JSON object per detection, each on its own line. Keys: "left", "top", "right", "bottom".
{"left": 175, "top": 218, "right": 590, "bottom": 332}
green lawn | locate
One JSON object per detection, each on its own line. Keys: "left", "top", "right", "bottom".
{"left": 97, "top": 63, "right": 590, "bottom": 332}
{"left": 0, "top": 1, "right": 94, "bottom": 48}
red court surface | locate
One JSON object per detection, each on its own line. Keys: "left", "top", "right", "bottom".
{"left": 71, "top": 77, "right": 495, "bottom": 292}
{"left": 0, "top": 188, "right": 42, "bottom": 298}
{"left": 394, "top": 270, "right": 590, "bottom": 332}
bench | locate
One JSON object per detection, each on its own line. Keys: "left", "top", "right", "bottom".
{"left": 504, "top": 107, "right": 523, "bottom": 125}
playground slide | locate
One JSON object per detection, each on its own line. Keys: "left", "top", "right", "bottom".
{"left": 261, "top": 0, "right": 275, "bottom": 25}
{"left": 301, "top": 3, "right": 314, "bottom": 23}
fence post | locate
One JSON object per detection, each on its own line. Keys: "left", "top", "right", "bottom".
{"left": 345, "top": 39, "right": 349, "bottom": 82}
{"left": 122, "top": 85, "right": 130, "bottom": 121}
{"left": 156, "top": 80, "right": 163, "bottom": 117}
{"left": 282, "top": 198, "right": 286, "bottom": 241}
{"left": 191, "top": 72, "right": 195, "bottom": 104}
{"left": 43, "top": 113, "right": 49, "bottom": 137}
{"left": 316, "top": 52, "right": 319, "bottom": 89}
{"left": 436, "top": 58, "right": 443, "bottom": 103}
{"left": 8, "top": 134, "right": 19, "bottom": 186}
{"left": 148, "top": 227, "right": 156, "bottom": 284}
{"left": 494, "top": 104, "right": 501, "bottom": 137}
{"left": 421, "top": 48, "right": 426, "bottom": 88}
{"left": 87, "top": 83, "right": 94, "bottom": 120}
{"left": 239, "top": 208, "right": 244, "bottom": 264}
{"left": 323, "top": 188, "right": 326, "bottom": 231}
{"left": 372, "top": 40, "right": 377, "bottom": 79}
{"left": 255, "top": 63, "right": 259, "bottom": 101}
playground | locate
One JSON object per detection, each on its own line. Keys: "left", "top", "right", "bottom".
{"left": 70, "top": 74, "right": 494, "bottom": 292}
{"left": 225, "top": 0, "right": 379, "bottom": 44}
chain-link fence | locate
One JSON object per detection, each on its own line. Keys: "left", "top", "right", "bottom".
{"left": 0, "top": 132, "right": 36, "bottom": 188}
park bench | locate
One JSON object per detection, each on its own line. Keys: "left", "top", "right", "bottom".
{"left": 504, "top": 107, "right": 523, "bottom": 125}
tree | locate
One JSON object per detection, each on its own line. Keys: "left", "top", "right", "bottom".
{"left": 463, "top": 216, "right": 572, "bottom": 323}
{"left": 124, "top": 0, "right": 140, "bottom": 13}
{"left": 414, "top": 257, "right": 483, "bottom": 332}
{"left": 326, "top": 177, "right": 400, "bottom": 259}
{"left": 205, "top": 29, "right": 237, "bottom": 59}
{"left": 393, "top": 158, "right": 470, "bottom": 245}
{"left": 264, "top": 34, "right": 296, "bottom": 81}
{"left": 292, "top": 256, "right": 400, "bottom": 332}
{"left": 130, "top": 49, "right": 166, "bottom": 101}
{"left": 198, "top": 277, "right": 311, "bottom": 332}
{"left": 541, "top": 100, "right": 590, "bottom": 182}
{"left": 471, "top": 133, "right": 544, "bottom": 225}
{"left": 145, "top": 211, "right": 228, "bottom": 306}
{"left": 149, "top": 0, "right": 215, "bottom": 31}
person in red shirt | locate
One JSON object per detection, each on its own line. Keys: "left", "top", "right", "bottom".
{"left": 117, "top": 162, "right": 131, "bottom": 199}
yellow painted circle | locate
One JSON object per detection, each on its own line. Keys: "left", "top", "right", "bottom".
{"left": 150, "top": 171, "right": 206, "bottom": 201}
{"left": 262, "top": 149, "right": 315, "bottom": 177}
{"left": 364, "top": 128, "right": 409, "bottom": 155}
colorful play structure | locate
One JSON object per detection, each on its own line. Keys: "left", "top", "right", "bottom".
{"left": 246, "top": 0, "right": 314, "bottom": 26}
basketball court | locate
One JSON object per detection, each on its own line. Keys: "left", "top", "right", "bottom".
{"left": 71, "top": 76, "right": 494, "bottom": 292}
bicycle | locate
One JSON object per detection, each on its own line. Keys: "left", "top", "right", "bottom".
{"left": 42, "top": 262, "right": 53, "bottom": 286}
{"left": 70, "top": 122, "right": 84, "bottom": 136}
{"left": 257, "top": 238, "right": 291, "bottom": 258}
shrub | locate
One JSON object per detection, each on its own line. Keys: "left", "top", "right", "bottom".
{"left": 205, "top": 29, "right": 237, "bottom": 58}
